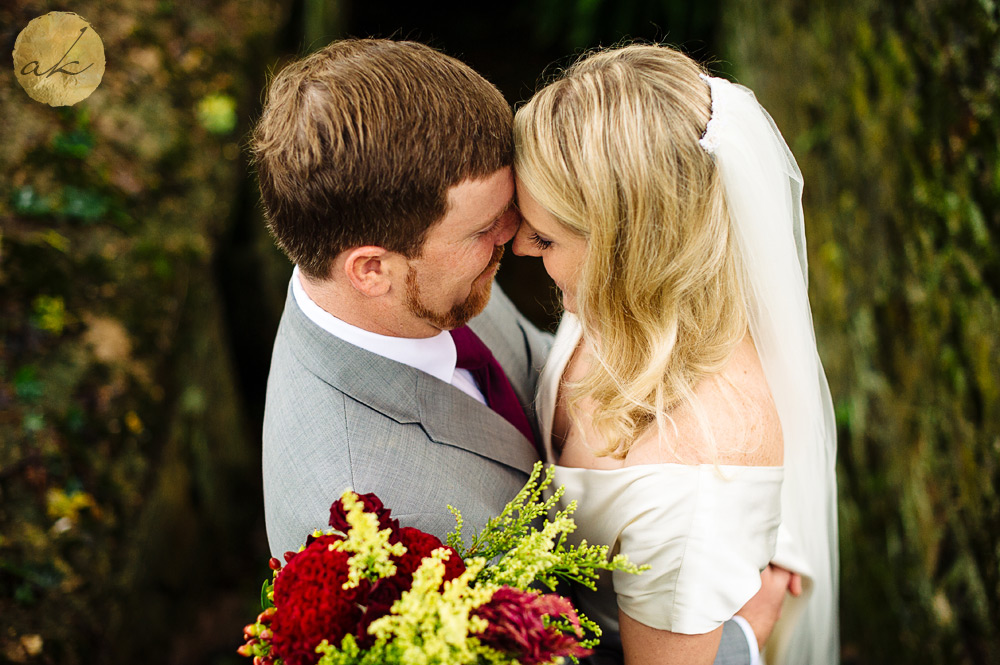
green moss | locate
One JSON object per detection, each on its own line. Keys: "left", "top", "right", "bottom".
{"left": 0, "top": 0, "right": 286, "bottom": 662}
{"left": 724, "top": 0, "right": 1000, "bottom": 662}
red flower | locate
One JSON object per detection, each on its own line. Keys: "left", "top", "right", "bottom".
{"left": 395, "top": 527, "right": 465, "bottom": 582}
{"left": 329, "top": 492, "right": 400, "bottom": 536}
{"left": 353, "top": 528, "right": 466, "bottom": 646}
{"left": 246, "top": 495, "right": 471, "bottom": 665}
{"left": 355, "top": 575, "right": 409, "bottom": 646}
{"left": 269, "top": 534, "right": 369, "bottom": 665}
{"left": 473, "top": 587, "right": 593, "bottom": 665}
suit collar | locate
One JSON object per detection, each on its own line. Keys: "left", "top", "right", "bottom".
{"left": 291, "top": 266, "right": 460, "bottom": 385}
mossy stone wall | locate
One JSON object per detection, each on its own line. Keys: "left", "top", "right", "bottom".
{"left": 0, "top": 2, "right": 289, "bottom": 662}
{"left": 723, "top": 1, "right": 1000, "bottom": 662}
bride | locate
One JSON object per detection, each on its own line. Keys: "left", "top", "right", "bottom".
{"left": 511, "top": 45, "right": 838, "bottom": 664}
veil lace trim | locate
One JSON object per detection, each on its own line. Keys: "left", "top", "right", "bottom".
{"left": 698, "top": 74, "right": 724, "bottom": 154}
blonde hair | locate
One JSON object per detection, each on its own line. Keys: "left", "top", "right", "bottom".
{"left": 514, "top": 44, "right": 749, "bottom": 460}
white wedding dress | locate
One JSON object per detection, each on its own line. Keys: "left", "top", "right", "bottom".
{"left": 529, "top": 75, "right": 838, "bottom": 665}
{"left": 538, "top": 314, "right": 817, "bottom": 661}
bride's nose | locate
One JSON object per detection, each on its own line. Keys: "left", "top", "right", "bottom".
{"left": 510, "top": 223, "right": 536, "bottom": 257}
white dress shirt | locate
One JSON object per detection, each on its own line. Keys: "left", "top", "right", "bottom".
{"left": 290, "top": 267, "right": 486, "bottom": 404}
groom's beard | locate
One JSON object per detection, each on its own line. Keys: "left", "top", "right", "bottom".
{"left": 405, "top": 244, "right": 504, "bottom": 331}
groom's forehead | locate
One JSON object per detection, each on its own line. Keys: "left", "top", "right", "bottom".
{"left": 432, "top": 170, "right": 515, "bottom": 232}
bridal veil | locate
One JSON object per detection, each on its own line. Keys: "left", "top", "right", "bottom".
{"left": 699, "top": 74, "right": 840, "bottom": 665}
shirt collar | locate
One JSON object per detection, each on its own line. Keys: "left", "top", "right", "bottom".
{"left": 290, "top": 266, "right": 458, "bottom": 385}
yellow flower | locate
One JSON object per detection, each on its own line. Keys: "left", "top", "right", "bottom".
{"left": 328, "top": 491, "right": 406, "bottom": 588}
{"left": 368, "top": 551, "right": 498, "bottom": 665}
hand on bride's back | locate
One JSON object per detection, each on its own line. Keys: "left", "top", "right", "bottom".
{"left": 737, "top": 564, "right": 804, "bottom": 650}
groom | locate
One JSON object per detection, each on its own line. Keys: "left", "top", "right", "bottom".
{"left": 253, "top": 38, "right": 782, "bottom": 665}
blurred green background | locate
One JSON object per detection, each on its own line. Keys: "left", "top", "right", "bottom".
{"left": 1, "top": 0, "right": 997, "bottom": 663}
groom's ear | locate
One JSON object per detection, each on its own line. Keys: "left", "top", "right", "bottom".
{"left": 342, "top": 246, "right": 395, "bottom": 297}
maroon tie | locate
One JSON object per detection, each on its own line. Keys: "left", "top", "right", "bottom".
{"left": 450, "top": 325, "right": 540, "bottom": 455}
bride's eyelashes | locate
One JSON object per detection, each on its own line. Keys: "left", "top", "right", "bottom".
{"left": 529, "top": 233, "right": 553, "bottom": 250}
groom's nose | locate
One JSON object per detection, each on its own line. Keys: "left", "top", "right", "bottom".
{"left": 495, "top": 207, "right": 519, "bottom": 245}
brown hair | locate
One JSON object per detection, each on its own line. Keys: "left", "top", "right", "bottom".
{"left": 251, "top": 39, "right": 513, "bottom": 278}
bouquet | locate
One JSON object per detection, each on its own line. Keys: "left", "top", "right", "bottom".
{"left": 237, "top": 463, "right": 645, "bottom": 665}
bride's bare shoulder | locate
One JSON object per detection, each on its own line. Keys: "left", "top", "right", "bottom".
{"left": 625, "top": 335, "right": 783, "bottom": 467}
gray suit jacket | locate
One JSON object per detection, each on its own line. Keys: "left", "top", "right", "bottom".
{"left": 263, "top": 282, "right": 550, "bottom": 555}
{"left": 261, "top": 280, "right": 751, "bottom": 665}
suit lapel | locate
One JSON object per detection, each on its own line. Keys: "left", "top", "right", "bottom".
{"left": 415, "top": 372, "right": 538, "bottom": 474}
{"left": 281, "top": 286, "right": 537, "bottom": 475}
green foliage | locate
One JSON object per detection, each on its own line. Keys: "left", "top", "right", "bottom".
{"left": 0, "top": 0, "right": 286, "bottom": 662}
{"left": 261, "top": 578, "right": 275, "bottom": 610}
{"left": 197, "top": 93, "right": 239, "bottom": 135}
{"left": 11, "top": 186, "right": 54, "bottom": 216}
{"left": 723, "top": 1, "right": 1000, "bottom": 662}
{"left": 59, "top": 185, "right": 109, "bottom": 222}
{"left": 32, "top": 295, "right": 67, "bottom": 334}
{"left": 51, "top": 129, "right": 95, "bottom": 159}
{"left": 12, "top": 183, "right": 111, "bottom": 223}
{"left": 12, "top": 366, "right": 44, "bottom": 402}
{"left": 449, "top": 463, "right": 647, "bottom": 594}
{"left": 447, "top": 461, "right": 562, "bottom": 560}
